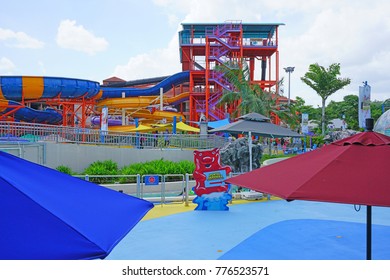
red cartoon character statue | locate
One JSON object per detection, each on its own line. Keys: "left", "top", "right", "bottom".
{"left": 192, "top": 148, "right": 232, "bottom": 210}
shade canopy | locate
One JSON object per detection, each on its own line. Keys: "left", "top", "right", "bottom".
{"left": 151, "top": 122, "right": 200, "bottom": 133}
{"left": 226, "top": 129, "right": 390, "bottom": 259}
{"left": 128, "top": 124, "right": 155, "bottom": 132}
{"left": 175, "top": 121, "right": 200, "bottom": 133}
{"left": 0, "top": 151, "right": 153, "bottom": 260}
{"left": 209, "top": 112, "right": 302, "bottom": 138}
{"left": 226, "top": 131, "right": 390, "bottom": 207}
{"left": 195, "top": 118, "right": 230, "bottom": 129}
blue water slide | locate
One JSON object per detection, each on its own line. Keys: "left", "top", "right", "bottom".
{"left": 0, "top": 72, "right": 190, "bottom": 124}
{"left": 1, "top": 100, "right": 62, "bottom": 124}
{"left": 101, "top": 71, "right": 190, "bottom": 98}
{"left": 0, "top": 76, "right": 100, "bottom": 124}
{"left": 42, "top": 77, "right": 101, "bottom": 99}
{"left": 0, "top": 76, "right": 101, "bottom": 101}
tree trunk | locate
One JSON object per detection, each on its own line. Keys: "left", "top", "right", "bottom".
{"left": 321, "top": 98, "right": 326, "bottom": 136}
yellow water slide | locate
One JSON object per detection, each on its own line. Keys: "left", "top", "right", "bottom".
{"left": 97, "top": 92, "right": 189, "bottom": 123}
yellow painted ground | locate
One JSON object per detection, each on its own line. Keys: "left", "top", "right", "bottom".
{"left": 142, "top": 197, "right": 280, "bottom": 221}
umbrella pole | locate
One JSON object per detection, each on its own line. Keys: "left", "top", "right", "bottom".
{"left": 367, "top": 205, "right": 372, "bottom": 260}
{"left": 249, "top": 131, "right": 252, "bottom": 171}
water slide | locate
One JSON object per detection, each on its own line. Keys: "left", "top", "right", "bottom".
{"left": 98, "top": 71, "right": 189, "bottom": 99}
{"left": 0, "top": 76, "right": 100, "bottom": 124}
{"left": 96, "top": 92, "right": 189, "bottom": 124}
{"left": 0, "top": 71, "right": 190, "bottom": 125}
{"left": 97, "top": 92, "right": 189, "bottom": 108}
{"left": 96, "top": 71, "right": 190, "bottom": 124}
{"left": 0, "top": 99, "right": 63, "bottom": 124}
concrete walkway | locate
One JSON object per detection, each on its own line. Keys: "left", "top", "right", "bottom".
{"left": 106, "top": 199, "right": 390, "bottom": 260}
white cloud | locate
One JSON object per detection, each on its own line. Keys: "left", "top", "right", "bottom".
{"left": 56, "top": 19, "right": 109, "bottom": 55}
{"left": 113, "top": 0, "right": 264, "bottom": 80}
{"left": 114, "top": 0, "right": 390, "bottom": 106}
{"left": 165, "top": 0, "right": 263, "bottom": 23}
{"left": 279, "top": 1, "right": 390, "bottom": 106}
{"left": 38, "top": 60, "right": 47, "bottom": 75}
{"left": 113, "top": 41, "right": 181, "bottom": 80}
{"left": 0, "top": 57, "right": 16, "bottom": 74}
{"left": 0, "top": 28, "right": 44, "bottom": 49}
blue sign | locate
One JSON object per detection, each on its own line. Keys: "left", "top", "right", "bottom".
{"left": 144, "top": 175, "right": 159, "bottom": 186}
{"left": 203, "top": 170, "right": 227, "bottom": 188}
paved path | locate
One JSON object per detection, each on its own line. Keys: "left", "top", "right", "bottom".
{"left": 107, "top": 199, "right": 390, "bottom": 260}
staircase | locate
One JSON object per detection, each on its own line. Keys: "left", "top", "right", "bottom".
{"left": 204, "top": 21, "right": 242, "bottom": 120}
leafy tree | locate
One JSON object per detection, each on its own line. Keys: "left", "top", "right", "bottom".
{"left": 341, "top": 95, "right": 359, "bottom": 130}
{"left": 325, "top": 95, "right": 359, "bottom": 130}
{"left": 371, "top": 100, "right": 385, "bottom": 122}
{"left": 290, "top": 96, "right": 321, "bottom": 131}
{"left": 301, "top": 63, "right": 351, "bottom": 135}
{"left": 326, "top": 100, "right": 342, "bottom": 120}
{"left": 216, "top": 61, "right": 268, "bottom": 117}
{"left": 216, "top": 61, "right": 298, "bottom": 126}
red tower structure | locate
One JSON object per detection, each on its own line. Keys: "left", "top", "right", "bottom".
{"left": 179, "top": 21, "right": 284, "bottom": 123}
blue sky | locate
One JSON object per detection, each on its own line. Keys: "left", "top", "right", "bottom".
{"left": 1, "top": 0, "right": 389, "bottom": 107}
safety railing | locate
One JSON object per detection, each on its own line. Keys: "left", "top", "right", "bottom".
{"left": 205, "top": 21, "right": 241, "bottom": 37}
{"left": 0, "top": 121, "right": 228, "bottom": 150}
{"left": 74, "top": 172, "right": 261, "bottom": 206}
{"left": 76, "top": 173, "right": 194, "bottom": 205}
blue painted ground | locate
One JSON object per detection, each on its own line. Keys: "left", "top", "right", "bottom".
{"left": 106, "top": 200, "right": 390, "bottom": 260}
{"left": 219, "top": 219, "right": 390, "bottom": 260}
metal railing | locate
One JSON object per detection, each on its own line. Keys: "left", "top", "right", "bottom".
{"left": 75, "top": 173, "right": 193, "bottom": 205}
{"left": 74, "top": 172, "right": 259, "bottom": 206}
{"left": 0, "top": 121, "right": 228, "bottom": 150}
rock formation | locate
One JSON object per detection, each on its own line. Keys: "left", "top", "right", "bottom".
{"left": 324, "top": 129, "right": 358, "bottom": 143}
{"left": 220, "top": 137, "right": 263, "bottom": 174}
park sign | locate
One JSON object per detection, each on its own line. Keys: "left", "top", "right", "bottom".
{"left": 144, "top": 175, "right": 159, "bottom": 186}
{"left": 358, "top": 82, "right": 371, "bottom": 129}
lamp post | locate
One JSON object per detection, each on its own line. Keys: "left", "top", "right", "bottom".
{"left": 284, "top": 66, "right": 295, "bottom": 106}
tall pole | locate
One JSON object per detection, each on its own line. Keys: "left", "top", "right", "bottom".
{"left": 367, "top": 205, "right": 372, "bottom": 260}
{"left": 248, "top": 131, "right": 253, "bottom": 172}
{"left": 160, "top": 87, "right": 164, "bottom": 111}
{"left": 284, "top": 67, "right": 295, "bottom": 106}
{"left": 288, "top": 71, "right": 291, "bottom": 106}
{"left": 121, "top": 92, "right": 126, "bottom": 126}
{"left": 365, "top": 118, "right": 373, "bottom": 260}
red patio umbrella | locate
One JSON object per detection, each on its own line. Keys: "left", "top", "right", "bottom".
{"left": 226, "top": 119, "right": 390, "bottom": 259}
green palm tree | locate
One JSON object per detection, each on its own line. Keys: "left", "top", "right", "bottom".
{"left": 216, "top": 61, "right": 298, "bottom": 127}
{"left": 301, "top": 63, "right": 351, "bottom": 135}
{"left": 216, "top": 61, "right": 267, "bottom": 118}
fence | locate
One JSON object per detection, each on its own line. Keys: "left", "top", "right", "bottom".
{"left": 0, "top": 121, "right": 228, "bottom": 150}
{"left": 75, "top": 173, "right": 195, "bottom": 206}
{"left": 74, "top": 171, "right": 264, "bottom": 206}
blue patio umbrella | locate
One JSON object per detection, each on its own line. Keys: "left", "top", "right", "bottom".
{"left": 0, "top": 151, "right": 153, "bottom": 260}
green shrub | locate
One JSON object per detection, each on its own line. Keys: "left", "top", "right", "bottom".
{"left": 83, "top": 160, "right": 119, "bottom": 183}
{"left": 311, "top": 135, "right": 325, "bottom": 146}
{"left": 260, "top": 153, "right": 295, "bottom": 164}
{"left": 83, "top": 160, "right": 118, "bottom": 175}
{"left": 175, "top": 160, "right": 195, "bottom": 174}
{"left": 79, "top": 159, "right": 196, "bottom": 183}
{"left": 56, "top": 165, "right": 74, "bottom": 175}
{"left": 118, "top": 159, "right": 195, "bottom": 183}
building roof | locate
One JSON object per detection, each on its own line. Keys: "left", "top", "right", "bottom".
{"left": 102, "top": 77, "right": 126, "bottom": 85}
{"left": 104, "top": 75, "right": 170, "bottom": 88}
{"left": 180, "top": 22, "right": 284, "bottom": 39}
